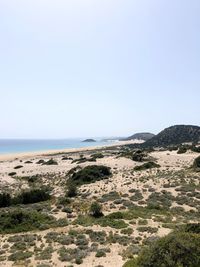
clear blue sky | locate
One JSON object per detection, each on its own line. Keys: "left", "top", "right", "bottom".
{"left": 0, "top": 0, "right": 199, "bottom": 138}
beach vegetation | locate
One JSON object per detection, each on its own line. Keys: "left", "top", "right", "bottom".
{"left": 68, "top": 165, "right": 111, "bottom": 186}
{"left": 193, "top": 156, "right": 200, "bottom": 171}
{"left": 0, "top": 193, "right": 11, "bottom": 208}
{"left": 42, "top": 158, "right": 58, "bottom": 165}
{"left": 134, "top": 162, "right": 160, "bottom": 171}
{"left": 14, "top": 165, "right": 23, "bottom": 169}
{"left": 66, "top": 183, "right": 77, "bottom": 198}
{"left": 177, "top": 146, "right": 187, "bottom": 154}
{"left": 123, "top": 224, "right": 200, "bottom": 267}
{"left": 13, "top": 188, "right": 51, "bottom": 205}
{"left": 91, "top": 153, "right": 104, "bottom": 159}
{"left": 36, "top": 159, "right": 45, "bottom": 164}
{"left": 0, "top": 188, "right": 51, "bottom": 208}
{"left": 90, "top": 202, "right": 103, "bottom": 218}
{"left": 191, "top": 146, "right": 200, "bottom": 153}
{"left": 0, "top": 209, "right": 56, "bottom": 234}
{"left": 132, "top": 150, "right": 146, "bottom": 162}
{"left": 8, "top": 172, "right": 17, "bottom": 176}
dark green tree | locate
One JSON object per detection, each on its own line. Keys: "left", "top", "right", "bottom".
{"left": 90, "top": 202, "right": 103, "bottom": 218}
{"left": 66, "top": 183, "right": 77, "bottom": 198}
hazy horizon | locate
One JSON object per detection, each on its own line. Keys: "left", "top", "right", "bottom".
{"left": 0, "top": 0, "right": 200, "bottom": 139}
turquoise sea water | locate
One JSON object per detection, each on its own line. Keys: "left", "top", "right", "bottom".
{"left": 0, "top": 139, "right": 114, "bottom": 155}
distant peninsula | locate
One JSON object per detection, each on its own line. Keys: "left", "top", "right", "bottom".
{"left": 82, "top": 139, "right": 96, "bottom": 142}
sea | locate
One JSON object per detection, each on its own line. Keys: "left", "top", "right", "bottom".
{"left": 0, "top": 139, "right": 115, "bottom": 155}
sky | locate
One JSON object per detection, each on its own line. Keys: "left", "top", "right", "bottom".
{"left": 0, "top": 0, "right": 200, "bottom": 139}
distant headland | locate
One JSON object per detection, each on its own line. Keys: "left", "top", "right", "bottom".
{"left": 82, "top": 139, "right": 96, "bottom": 142}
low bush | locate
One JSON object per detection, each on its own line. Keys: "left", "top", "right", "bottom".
{"left": 8, "top": 172, "right": 16, "bottom": 176}
{"left": 36, "top": 159, "right": 45, "bottom": 164}
{"left": 95, "top": 249, "right": 106, "bottom": 257}
{"left": 42, "top": 159, "right": 58, "bottom": 165}
{"left": 137, "top": 231, "right": 200, "bottom": 267}
{"left": 74, "top": 214, "right": 128, "bottom": 229}
{"left": 191, "top": 146, "right": 200, "bottom": 153}
{"left": 0, "top": 209, "right": 56, "bottom": 234}
{"left": 0, "top": 188, "right": 50, "bottom": 208}
{"left": 8, "top": 251, "right": 33, "bottom": 261}
{"left": 25, "top": 161, "right": 33, "bottom": 164}
{"left": 14, "top": 188, "right": 51, "bottom": 205}
{"left": 134, "top": 162, "right": 160, "bottom": 171}
{"left": 90, "top": 202, "right": 103, "bottom": 218}
{"left": 87, "top": 230, "right": 106, "bottom": 243}
{"left": 177, "top": 146, "right": 187, "bottom": 154}
{"left": 137, "top": 226, "right": 158, "bottom": 234}
{"left": 14, "top": 165, "right": 23, "bottom": 169}
{"left": 132, "top": 150, "right": 146, "bottom": 162}
{"left": 91, "top": 153, "right": 104, "bottom": 159}
{"left": 72, "top": 157, "right": 96, "bottom": 164}
{"left": 0, "top": 193, "right": 11, "bottom": 208}
{"left": 124, "top": 225, "right": 200, "bottom": 267}
{"left": 193, "top": 156, "right": 200, "bottom": 170}
{"left": 68, "top": 165, "right": 111, "bottom": 186}
{"left": 123, "top": 259, "right": 137, "bottom": 267}
{"left": 62, "top": 156, "right": 73, "bottom": 161}
{"left": 66, "top": 183, "right": 77, "bottom": 198}
{"left": 184, "top": 223, "right": 200, "bottom": 234}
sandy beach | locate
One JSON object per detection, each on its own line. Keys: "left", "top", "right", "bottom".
{"left": 0, "top": 140, "right": 142, "bottom": 161}
{"left": 0, "top": 142, "right": 199, "bottom": 267}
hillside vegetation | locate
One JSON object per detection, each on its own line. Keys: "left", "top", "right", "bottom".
{"left": 121, "top": 133, "right": 155, "bottom": 141}
{"left": 142, "top": 125, "right": 200, "bottom": 148}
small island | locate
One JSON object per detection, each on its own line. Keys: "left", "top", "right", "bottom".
{"left": 82, "top": 139, "right": 96, "bottom": 142}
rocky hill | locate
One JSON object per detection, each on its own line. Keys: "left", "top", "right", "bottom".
{"left": 82, "top": 139, "right": 96, "bottom": 142}
{"left": 121, "top": 132, "right": 155, "bottom": 141}
{"left": 142, "top": 125, "right": 200, "bottom": 148}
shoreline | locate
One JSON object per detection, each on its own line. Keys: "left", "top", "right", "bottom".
{"left": 0, "top": 140, "right": 142, "bottom": 161}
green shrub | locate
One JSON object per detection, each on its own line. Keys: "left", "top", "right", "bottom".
{"left": 74, "top": 214, "right": 128, "bottom": 229}
{"left": 72, "top": 157, "right": 96, "bottom": 164}
{"left": 66, "top": 183, "right": 77, "bottom": 198}
{"left": 8, "top": 251, "right": 33, "bottom": 261}
{"left": 137, "top": 226, "right": 158, "bottom": 234}
{"left": 0, "top": 209, "right": 55, "bottom": 234}
{"left": 121, "top": 228, "right": 133, "bottom": 235}
{"left": 123, "top": 259, "right": 138, "bottom": 267}
{"left": 58, "top": 247, "right": 86, "bottom": 263}
{"left": 177, "top": 146, "right": 187, "bottom": 154}
{"left": 132, "top": 150, "right": 145, "bottom": 162}
{"left": 75, "top": 257, "right": 83, "bottom": 264}
{"left": 137, "top": 231, "right": 200, "bottom": 267}
{"left": 100, "top": 191, "right": 120, "bottom": 203}
{"left": 193, "top": 156, "right": 200, "bottom": 170}
{"left": 87, "top": 230, "right": 106, "bottom": 243}
{"left": 90, "top": 202, "right": 103, "bottom": 218}
{"left": 21, "top": 175, "right": 39, "bottom": 184}
{"left": 95, "top": 249, "right": 106, "bottom": 257}
{"left": 184, "top": 223, "right": 200, "bottom": 234}
{"left": 0, "top": 188, "right": 50, "bottom": 208}
{"left": 36, "top": 159, "right": 45, "bottom": 164}
{"left": 100, "top": 218, "right": 128, "bottom": 229}
{"left": 0, "top": 193, "right": 11, "bottom": 208}
{"left": 8, "top": 172, "right": 17, "bottom": 176}
{"left": 68, "top": 165, "right": 111, "bottom": 186}
{"left": 62, "top": 156, "right": 73, "bottom": 161}
{"left": 42, "top": 159, "right": 58, "bottom": 165}
{"left": 91, "top": 153, "right": 104, "bottom": 159}
{"left": 107, "top": 211, "right": 123, "bottom": 219}
{"left": 14, "top": 165, "right": 23, "bottom": 169}
{"left": 13, "top": 188, "right": 51, "bottom": 205}
{"left": 191, "top": 146, "right": 200, "bottom": 153}
{"left": 134, "top": 162, "right": 160, "bottom": 171}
